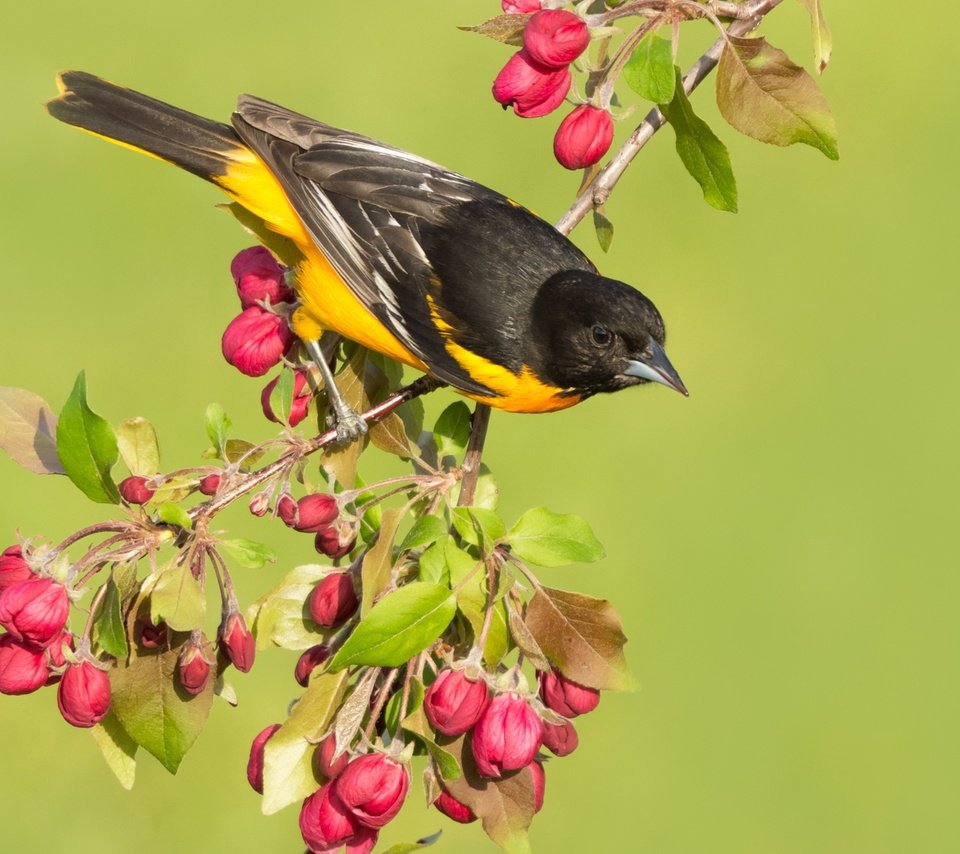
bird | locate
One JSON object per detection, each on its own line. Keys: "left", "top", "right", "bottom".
{"left": 47, "top": 71, "right": 687, "bottom": 441}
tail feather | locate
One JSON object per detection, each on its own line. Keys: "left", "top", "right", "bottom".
{"left": 47, "top": 70, "right": 241, "bottom": 182}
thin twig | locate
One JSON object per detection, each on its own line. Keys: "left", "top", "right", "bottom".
{"left": 457, "top": 404, "right": 492, "bottom": 508}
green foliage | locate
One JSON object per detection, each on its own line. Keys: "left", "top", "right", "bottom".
{"left": 624, "top": 32, "right": 676, "bottom": 104}
{"left": 56, "top": 371, "right": 120, "bottom": 503}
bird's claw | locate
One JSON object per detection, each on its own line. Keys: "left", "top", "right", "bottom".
{"left": 332, "top": 409, "right": 368, "bottom": 445}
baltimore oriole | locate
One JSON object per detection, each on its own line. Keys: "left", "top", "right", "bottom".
{"left": 47, "top": 71, "right": 686, "bottom": 440}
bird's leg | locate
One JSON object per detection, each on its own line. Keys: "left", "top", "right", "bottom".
{"left": 304, "top": 338, "right": 368, "bottom": 444}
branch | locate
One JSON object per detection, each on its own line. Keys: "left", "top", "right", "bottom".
{"left": 555, "top": 0, "right": 785, "bottom": 235}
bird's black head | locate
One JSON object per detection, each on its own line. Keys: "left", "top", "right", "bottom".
{"left": 528, "top": 270, "right": 687, "bottom": 397}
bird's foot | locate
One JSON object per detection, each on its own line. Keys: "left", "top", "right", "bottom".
{"left": 332, "top": 407, "right": 368, "bottom": 445}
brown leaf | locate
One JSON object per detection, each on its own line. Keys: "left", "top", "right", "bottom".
{"left": 524, "top": 586, "right": 634, "bottom": 691}
{"left": 369, "top": 410, "right": 417, "bottom": 458}
{"left": 333, "top": 668, "right": 378, "bottom": 755}
{"left": 439, "top": 734, "right": 536, "bottom": 852}
{"left": 360, "top": 507, "right": 406, "bottom": 616}
{"left": 0, "top": 387, "right": 64, "bottom": 474}
{"left": 459, "top": 14, "right": 529, "bottom": 46}
{"left": 507, "top": 599, "right": 551, "bottom": 672}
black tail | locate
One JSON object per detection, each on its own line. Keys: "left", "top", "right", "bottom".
{"left": 47, "top": 70, "right": 242, "bottom": 182}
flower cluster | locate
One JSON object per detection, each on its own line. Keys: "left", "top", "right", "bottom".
{"left": 491, "top": 4, "right": 614, "bottom": 170}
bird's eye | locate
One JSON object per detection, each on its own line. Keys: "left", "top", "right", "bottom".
{"left": 591, "top": 324, "right": 612, "bottom": 346}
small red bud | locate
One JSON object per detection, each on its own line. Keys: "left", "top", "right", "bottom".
{"left": 279, "top": 493, "right": 339, "bottom": 533}
{"left": 424, "top": 668, "right": 490, "bottom": 737}
{"left": 295, "top": 644, "right": 331, "bottom": 687}
{"left": 553, "top": 104, "right": 614, "bottom": 170}
{"left": 313, "top": 732, "right": 350, "bottom": 781}
{"left": 57, "top": 660, "right": 111, "bottom": 728}
{"left": 231, "top": 246, "right": 293, "bottom": 309}
{"left": 538, "top": 668, "right": 600, "bottom": 717}
{"left": 434, "top": 789, "right": 477, "bottom": 824}
{"left": 198, "top": 474, "right": 222, "bottom": 496}
{"left": 119, "top": 475, "right": 155, "bottom": 505}
{"left": 502, "top": 0, "right": 541, "bottom": 12}
{"left": 221, "top": 306, "right": 294, "bottom": 377}
{"left": 138, "top": 619, "right": 168, "bottom": 650}
{"left": 219, "top": 612, "right": 256, "bottom": 673}
{"left": 300, "top": 784, "right": 378, "bottom": 853}
{"left": 335, "top": 753, "right": 410, "bottom": 829}
{"left": 0, "top": 577, "right": 69, "bottom": 646}
{"left": 314, "top": 524, "right": 356, "bottom": 560}
{"left": 177, "top": 637, "right": 212, "bottom": 695}
{"left": 249, "top": 492, "right": 271, "bottom": 517}
{"left": 261, "top": 370, "right": 313, "bottom": 427}
{"left": 0, "top": 545, "right": 33, "bottom": 592}
{"left": 0, "top": 634, "right": 48, "bottom": 695}
{"left": 471, "top": 693, "right": 544, "bottom": 778}
{"left": 523, "top": 10, "right": 590, "bottom": 69}
{"left": 541, "top": 718, "right": 579, "bottom": 756}
{"left": 309, "top": 572, "right": 359, "bottom": 629}
{"left": 492, "top": 49, "right": 571, "bottom": 118}
{"left": 246, "top": 722, "right": 281, "bottom": 794}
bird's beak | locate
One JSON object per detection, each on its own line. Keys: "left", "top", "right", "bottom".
{"left": 624, "top": 340, "right": 689, "bottom": 396}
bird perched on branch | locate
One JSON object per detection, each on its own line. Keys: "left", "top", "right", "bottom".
{"left": 48, "top": 71, "right": 686, "bottom": 441}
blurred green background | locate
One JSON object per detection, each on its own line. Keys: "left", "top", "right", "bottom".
{"left": 1, "top": 1, "right": 956, "bottom": 852}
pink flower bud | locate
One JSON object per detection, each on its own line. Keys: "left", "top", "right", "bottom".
{"left": 503, "top": 0, "right": 541, "bottom": 12}
{"left": 553, "top": 104, "right": 614, "bottom": 170}
{"left": 44, "top": 629, "right": 74, "bottom": 670}
{"left": 261, "top": 370, "right": 313, "bottom": 427}
{"left": 0, "top": 634, "right": 48, "bottom": 695}
{"left": 57, "top": 660, "right": 111, "bottom": 727}
{"left": 492, "top": 49, "right": 571, "bottom": 118}
{"left": 198, "top": 474, "right": 222, "bottom": 496}
{"left": 471, "top": 693, "right": 544, "bottom": 778}
{"left": 523, "top": 10, "right": 589, "bottom": 69}
{"left": 295, "top": 644, "right": 331, "bottom": 687}
{"left": 246, "top": 722, "right": 281, "bottom": 794}
{"left": 541, "top": 718, "right": 579, "bottom": 756}
{"left": 530, "top": 759, "right": 546, "bottom": 812}
{"left": 424, "top": 668, "right": 490, "bottom": 737}
{"left": 279, "top": 493, "right": 339, "bottom": 533}
{"left": 300, "top": 784, "right": 378, "bottom": 852}
{"left": 0, "top": 545, "right": 33, "bottom": 593}
{"left": 119, "top": 475, "right": 155, "bottom": 505}
{"left": 313, "top": 732, "right": 350, "bottom": 781}
{"left": 219, "top": 612, "right": 255, "bottom": 673}
{"left": 538, "top": 668, "right": 600, "bottom": 717}
{"left": 335, "top": 753, "right": 410, "bottom": 828}
{"left": 314, "top": 524, "right": 356, "bottom": 560}
{"left": 138, "top": 619, "right": 168, "bottom": 650}
{"left": 309, "top": 572, "right": 358, "bottom": 629}
{"left": 231, "top": 246, "right": 293, "bottom": 309}
{"left": 221, "top": 306, "right": 294, "bottom": 377}
{"left": 434, "top": 789, "right": 477, "bottom": 824}
{"left": 0, "top": 577, "right": 69, "bottom": 646}
{"left": 177, "top": 636, "right": 212, "bottom": 695}
{"left": 249, "top": 492, "right": 271, "bottom": 517}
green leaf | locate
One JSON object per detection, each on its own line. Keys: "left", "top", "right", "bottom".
{"left": 247, "top": 564, "right": 329, "bottom": 651}
{"left": 452, "top": 507, "right": 505, "bottom": 554}
{"left": 94, "top": 573, "right": 129, "bottom": 659}
{"left": 401, "top": 515, "right": 449, "bottom": 552}
{"left": 110, "top": 645, "right": 214, "bottom": 773}
{"left": 382, "top": 836, "right": 442, "bottom": 854}
{"left": 623, "top": 33, "right": 676, "bottom": 103}
{"left": 204, "top": 403, "right": 230, "bottom": 457}
{"left": 330, "top": 582, "right": 456, "bottom": 670}
{"left": 385, "top": 676, "right": 425, "bottom": 735}
{"left": 434, "top": 401, "right": 472, "bottom": 461}
{"left": 116, "top": 417, "right": 160, "bottom": 476}
{"left": 223, "top": 438, "right": 264, "bottom": 468}
{"left": 401, "top": 705, "right": 461, "bottom": 782}
{"left": 220, "top": 538, "right": 276, "bottom": 570}
{"left": 262, "top": 670, "right": 349, "bottom": 814}
{"left": 661, "top": 70, "right": 738, "bottom": 212}
{"left": 360, "top": 507, "right": 406, "bottom": 616}
{"left": 268, "top": 369, "right": 295, "bottom": 425}
{"left": 505, "top": 507, "right": 605, "bottom": 567}
{"left": 716, "top": 36, "right": 838, "bottom": 160}
{"left": 593, "top": 208, "right": 614, "bottom": 253}
{"left": 796, "top": 0, "right": 832, "bottom": 73}
{"left": 417, "top": 538, "right": 452, "bottom": 587}
{"left": 91, "top": 710, "right": 138, "bottom": 790}
{"left": 155, "top": 501, "right": 193, "bottom": 532}
{"left": 0, "top": 387, "right": 64, "bottom": 474}
{"left": 56, "top": 371, "right": 120, "bottom": 503}
{"left": 524, "top": 586, "right": 634, "bottom": 691}
{"left": 149, "top": 561, "right": 206, "bottom": 632}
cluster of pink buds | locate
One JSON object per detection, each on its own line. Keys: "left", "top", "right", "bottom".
{"left": 277, "top": 492, "right": 358, "bottom": 561}
{"left": 0, "top": 545, "right": 111, "bottom": 727}
{"left": 492, "top": 3, "right": 614, "bottom": 169}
